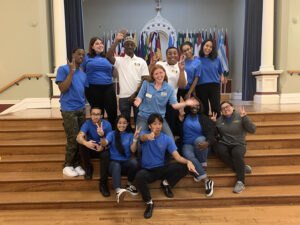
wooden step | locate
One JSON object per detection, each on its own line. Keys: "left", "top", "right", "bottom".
{"left": 2, "top": 149, "right": 300, "bottom": 172}
{"left": 246, "top": 134, "right": 300, "bottom": 149}
{"left": 0, "top": 185, "right": 300, "bottom": 210}
{"left": 248, "top": 112, "right": 300, "bottom": 122}
{"left": 1, "top": 165, "right": 300, "bottom": 192}
{"left": 254, "top": 121, "right": 300, "bottom": 135}
{"left": 0, "top": 119, "right": 63, "bottom": 131}
{"left": 0, "top": 145, "right": 65, "bottom": 155}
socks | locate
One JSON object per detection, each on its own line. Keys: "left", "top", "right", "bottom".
{"left": 162, "top": 179, "right": 169, "bottom": 186}
{"left": 147, "top": 200, "right": 153, "bottom": 204}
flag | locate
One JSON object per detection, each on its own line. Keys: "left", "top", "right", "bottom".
{"left": 194, "top": 31, "right": 201, "bottom": 57}
{"left": 133, "top": 33, "right": 138, "bottom": 55}
{"left": 156, "top": 32, "right": 162, "bottom": 60}
{"left": 224, "top": 30, "right": 229, "bottom": 77}
{"left": 168, "top": 33, "right": 173, "bottom": 47}
{"left": 106, "top": 34, "right": 111, "bottom": 53}
{"left": 218, "top": 33, "right": 229, "bottom": 73}
{"left": 140, "top": 32, "right": 145, "bottom": 59}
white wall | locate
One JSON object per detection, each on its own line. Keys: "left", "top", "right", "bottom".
{"left": 0, "top": 0, "right": 52, "bottom": 100}
{"left": 83, "top": 0, "right": 245, "bottom": 92}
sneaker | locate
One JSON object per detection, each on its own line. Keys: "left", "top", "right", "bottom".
{"left": 126, "top": 184, "right": 138, "bottom": 196}
{"left": 99, "top": 183, "right": 110, "bottom": 197}
{"left": 245, "top": 165, "right": 252, "bottom": 174}
{"left": 63, "top": 166, "right": 78, "bottom": 177}
{"left": 204, "top": 179, "right": 214, "bottom": 197}
{"left": 193, "top": 176, "right": 202, "bottom": 182}
{"left": 116, "top": 188, "right": 128, "bottom": 203}
{"left": 233, "top": 181, "right": 245, "bottom": 194}
{"left": 74, "top": 166, "right": 85, "bottom": 176}
{"left": 144, "top": 202, "right": 154, "bottom": 219}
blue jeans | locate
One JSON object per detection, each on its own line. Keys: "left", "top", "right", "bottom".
{"left": 136, "top": 115, "right": 174, "bottom": 162}
{"left": 109, "top": 158, "right": 139, "bottom": 190}
{"left": 182, "top": 136, "right": 208, "bottom": 179}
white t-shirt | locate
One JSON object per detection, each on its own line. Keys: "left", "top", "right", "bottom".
{"left": 157, "top": 61, "right": 187, "bottom": 94}
{"left": 114, "top": 54, "right": 149, "bottom": 98}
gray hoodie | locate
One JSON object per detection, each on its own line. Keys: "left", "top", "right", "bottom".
{"left": 216, "top": 110, "right": 256, "bottom": 146}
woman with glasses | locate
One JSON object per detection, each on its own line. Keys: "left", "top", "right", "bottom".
{"left": 211, "top": 101, "right": 256, "bottom": 193}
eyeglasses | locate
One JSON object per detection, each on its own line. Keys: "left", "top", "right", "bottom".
{"left": 91, "top": 113, "right": 101, "bottom": 116}
{"left": 221, "top": 105, "right": 231, "bottom": 111}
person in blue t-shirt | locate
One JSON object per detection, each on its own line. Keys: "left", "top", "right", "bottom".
{"left": 179, "top": 96, "right": 216, "bottom": 197}
{"left": 100, "top": 115, "right": 141, "bottom": 203}
{"left": 76, "top": 106, "right": 112, "bottom": 197}
{"left": 178, "top": 41, "right": 201, "bottom": 101}
{"left": 195, "top": 39, "right": 225, "bottom": 117}
{"left": 135, "top": 113, "right": 197, "bottom": 219}
{"left": 81, "top": 37, "right": 117, "bottom": 128}
{"left": 55, "top": 48, "right": 88, "bottom": 178}
{"left": 134, "top": 64, "right": 198, "bottom": 159}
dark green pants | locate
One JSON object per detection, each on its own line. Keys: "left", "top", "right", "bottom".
{"left": 61, "top": 108, "right": 86, "bottom": 168}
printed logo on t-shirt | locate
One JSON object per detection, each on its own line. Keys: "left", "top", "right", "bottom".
{"left": 146, "top": 93, "right": 152, "bottom": 98}
{"left": 172, "top": 69, "right": 178, "bottom": 74}
{"left": 161, "top": 92, "right": 167, "bottom": 96}
{"left": 233, "top": 120, "right": 241, "bottom": 123}
{"left": 134, "top": 62, "right": 141, "bottom": 67}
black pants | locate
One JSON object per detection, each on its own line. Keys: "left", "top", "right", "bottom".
{"left": 177, "top": 89, "right": 189, "bottom": 102}
{"left": 79, "top": 145, "right": 110, "bottom": 185}
{"left": 165, "top": 104, "right": 179, "bottom": 136}
{"left": 195, "top": 83, "right": 220, "bottom": 117}
{"left": 135, "top": 163, "right": 188, "bottom": 202}
{"left": 213, "top": 142, "right": 246, "bottom": 183}
{"left": 85, "top": 84, "right": 117, "bottom": 129}
{"left": 118, "top": 97, "right": 138, "bottom": 124}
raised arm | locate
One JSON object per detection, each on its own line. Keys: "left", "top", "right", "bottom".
{"left": 130, "top": 126, "right": 142, "bottom": 152}
{"left": 177, "top": 55, "right": 187, "bottom": 88}
{"left": 58, "top": 58, "right": 76, "bottom": 94}
{"left": 106, "top": 32, "right": 124, "bottom": 65}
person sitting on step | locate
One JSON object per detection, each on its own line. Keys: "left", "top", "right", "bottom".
{"left": 178, "top": 96, "right": 216, "bottom": 197}
{"left": 211, "top": 101, "right": 256, "bottom": 194}
{"left": 76, "top": 106, "right": 112, "bottom": 197}
{"left": 135, "top": 113, "right": 198, "bottom": 219}
{"left": 100, "top": 115, "right": 141, "bottom": 203}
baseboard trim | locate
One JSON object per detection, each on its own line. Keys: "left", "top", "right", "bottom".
{"left": 0, "top": 98, "right": 51, "bottom": 115}
{"left": 280, "top": 93, "right": 300, "bottom": 104}
{"left": 0, "top": 100, "right": 20, "bottom": 104}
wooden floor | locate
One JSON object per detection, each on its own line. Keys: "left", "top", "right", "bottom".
{"left": 1, "top": 205, "right": 300, "bottom": 225}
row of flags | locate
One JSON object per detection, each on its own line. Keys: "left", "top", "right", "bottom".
{"left": 101, "top": 29, "right": 229, "bottom": 77}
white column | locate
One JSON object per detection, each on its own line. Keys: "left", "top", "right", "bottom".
{"left": 47, "top": 0, "right": 67, "bottom": 108}
{"left": 53, "top": 0, "right": 67, "bottom": 73}
{"left": 252, "top": 0, "right": 282, "bottom": 104}
{"left": 260, "top": 0, "right": 274, "bottom": 71}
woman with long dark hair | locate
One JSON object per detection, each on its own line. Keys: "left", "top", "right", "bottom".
{"left": 196, "top": 39, "right": 225, "bottom": 117}
{"left": 100, "top": 115, "right": 141, "bottom": 203}
{"left": 81, "top": 37, "right": 117, "bottom": 128}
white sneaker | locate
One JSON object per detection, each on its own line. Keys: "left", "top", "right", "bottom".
{"left": 63, "top": 166, "right": 78, "bottom": 177}
{"left": 233, "top": 181, "right": 245, "bottom": 194}
{"left": 74, "top": 166, "right": 85, "bottom": 176}
{"left": 116, "top": 189, "right": 128, "bottom": 203}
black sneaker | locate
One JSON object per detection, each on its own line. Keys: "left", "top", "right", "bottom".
{"left": 205, "top": 179, "right": 214, "bottom": 197}
{"left": 99, "top": 183, "right": 110, "bottom": 197}
{"left": 144, "top": 203, "right": 154, "bottom": 219}
{"left": 160, "top": 182, "right": 174, "bottom": 198}
{"left": 125, "top": 184, "right": 138, "bottom": 196}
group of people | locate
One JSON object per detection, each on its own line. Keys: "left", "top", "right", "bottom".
{"left": 55, "top": 30, "right": 256, "bottom": 219}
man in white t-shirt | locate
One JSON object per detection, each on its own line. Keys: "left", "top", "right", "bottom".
{"left": 150, "top": 47, "right": 187, "bottom": 136}
{"left": 107, "top": 33, "right": 149, "bottom": 122}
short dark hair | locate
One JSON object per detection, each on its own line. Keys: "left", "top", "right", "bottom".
{"left": 72, "top": 47, "right": 84, "bottom": 54}
{"left": 166, "top": 46, "right": 178, "bottom": 55}
{"left": 147, "top": 113, "right": 163, "bottom": 125}
{"left": 88, "top": 37, "right": 105, "bottom": 58}
{"left": 199, "top": 39, "right": 218, "bottom": 60}
{"left": 220, "top": 100, "right": 233, "bottom": 108}
{"left": 180, "top": 41, "right": 193, "bottom": 52}
{"left": 90, "top": 106, "right": 101, "bottom": 114}
{"left": 185, "top": 96, "right": 204, "bottom": 114}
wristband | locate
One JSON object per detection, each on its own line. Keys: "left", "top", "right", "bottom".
{"left": 133, "top": 138, "right": 138, "bottom": 142}
{"left": 71, "top": 69, "right": 76, "bottom": 71}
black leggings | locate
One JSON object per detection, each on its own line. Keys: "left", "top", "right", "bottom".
{"left": 85, "top": 84, "right": 117, "bottom": 129}
{"left": 195, "top": 83, "right": 220, "bottom": 117}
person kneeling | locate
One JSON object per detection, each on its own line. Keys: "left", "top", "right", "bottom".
{"left": 100, "top": 115, "right": 141, "bottom": 203}
{"left": 135, "top": 113, "right": 197, "bottom": 219}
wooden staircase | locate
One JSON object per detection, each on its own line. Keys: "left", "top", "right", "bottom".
{"left": 1, "top": 110, "right": 300, "bottom": 210}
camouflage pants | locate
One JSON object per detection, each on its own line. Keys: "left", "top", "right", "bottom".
{"left": 61, "top": 108, "right": 86, "bottom": 168}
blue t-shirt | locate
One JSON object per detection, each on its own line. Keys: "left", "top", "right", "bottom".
{"left": 81, "top": 54, "right": 113, "bottom": 85}
{"left": 106, "top": 131, "right": 134, "bottom": 161}
{"left": 197, "top": 56, "right": 224, "bottom": 85}
{"left": 137, "top": 80, "right": 178, "bottom": 119}
{"left": 179, "top": 58, "right": 201, "bottom": 90}
{"left": 55, "top": 64, "right": 89, "bottom": 111}
{"left": 140, "top": 131, "right": 177, "bottom": 169}
{"left": 182, "top": 114, "right": 204, "bottom": 144}
{"left": 80, "top": 119, "right": 112, "bottom": 142}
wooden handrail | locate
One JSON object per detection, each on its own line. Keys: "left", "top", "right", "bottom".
{"left": 0, "top": 74, "right": 42, "bottom": 93}
{"left": 287, "top": 70, "right": 300, "bottom": 76}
